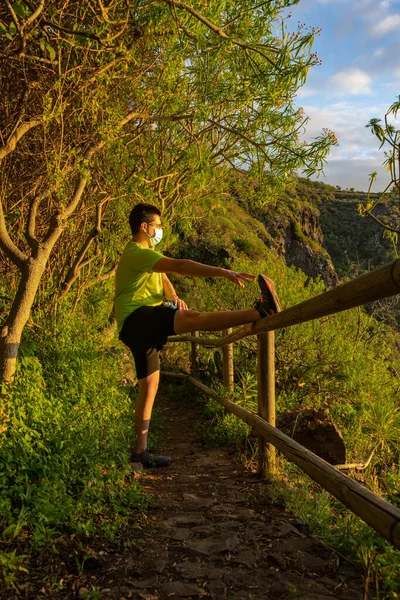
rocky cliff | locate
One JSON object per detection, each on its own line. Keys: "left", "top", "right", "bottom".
{"left": 319, "top": 190, "right": 398, "bottom": 275}
{"left": 253, "top": 179, "right": 399, "bottom": 285}
{"left": 257, "top": 200, "right": 338, "bottom": 286}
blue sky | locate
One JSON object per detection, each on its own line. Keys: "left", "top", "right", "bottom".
{"left": 285, "top": 0, "right": 400, "bottom": 191}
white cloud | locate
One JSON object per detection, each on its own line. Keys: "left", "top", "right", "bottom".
{"left": 309, "top": 158, "right": 391, "bottom": 192}
{"left": 297, "top": 86, "right": 319, "bottom": 99}
{"left": 384, "top": 67, "right": 400, "bottom": 90}
{"left": 372, "top": 47, "right": 385, "bottom": 57}
{"left": 299, "top": 100, "right": 398, "bottom": 190}
{"left": 371, "top": 14, "right": 400, "bottom": 36}
{"left": 302, "top": 102, "right": 383, "bottom": 157}
{"left": 329, "top": 68, "right": 372, "bottom": 96}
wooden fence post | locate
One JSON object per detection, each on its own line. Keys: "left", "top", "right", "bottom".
{"left": 257, "top": 331, "right": 276, "bottom": 477}
{"left": 191, "top": 331, "right": 199, "bottom": 377}
{"left": 222, "top": 328, "right": 234, "bottom": 393}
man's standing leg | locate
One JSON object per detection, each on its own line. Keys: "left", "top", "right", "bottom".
{"left": 131, "top": 365, "right": 171, "bottom": 467}
{"left": 134, "top": 370, "right": 160, "bottom": 454}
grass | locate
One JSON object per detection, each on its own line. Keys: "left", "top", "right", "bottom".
{"left": 269, "top": 462, "right": 400, "bottom": 598}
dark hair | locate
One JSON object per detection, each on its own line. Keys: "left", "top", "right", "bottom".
{"left": 129, "top": 203, "right": 161, "bottom": 235}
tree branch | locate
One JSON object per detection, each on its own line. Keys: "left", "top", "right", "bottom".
{"left": 81, "top": 264, "right": 117, "bottom": 291}
{"left": 5, "top": 87, "right": 30, "bottom": 142}
{"left": 160, "top": 0, "right": 230, "bottom": 39}
{"left": 159, "top": 0, "right": 279, "bottom": 70}
{"left": 146, "top": 112, "right": 194, "bottom": 123}
{"left": 26, "top": 189, "right": 53, "bottom": 252}
{"left": 60, "top": 195, "right": 111, "bottom": 297}
{"left": 96, "top": 0, "right": 127, "bottom": 24}
{"left": 10, "top": 53, "right": 57, "bottom": 66}
{"left": 23, "top": 0, "right": 45, "bottom": 29}
{"left": 0, "top": 120, "right": 42, "bottom": 161}
{"left": 70, "top": 263, "right": 117, "bottom": 311}
{"left": 82, "top": 55, "right": 125, "bottom": 87}
{"left": 131, "top": 172, "right": 178, "bottom": 184}
{"left": 0, "top": 198, "right": 28, "bottom": 269}
{"left": 61, "top": 249, "right": 98, "bottom": 298}
{"left": 42, "top": 20, "right": 112, "bottom": 48}
{"left": 207, "top": 118, "right": 264, "bottom": 149}
{"left": 4, "top": 0, "right": 23, "bottom": 44}
{"left": 335, "top": 447, "right": 376, "bottom": 471}
{"left": 365, "top": 210, "right": 400, "bottom": 235}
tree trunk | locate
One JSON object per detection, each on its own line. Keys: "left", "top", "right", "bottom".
{"left": 0, "top": 257, "right": 46, "bottom": 386}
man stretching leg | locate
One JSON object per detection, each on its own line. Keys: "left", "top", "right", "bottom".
{"left": 115, "top": 204, "right": 280, "bottom": 468}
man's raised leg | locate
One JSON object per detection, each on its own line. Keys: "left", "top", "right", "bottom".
{"left": 173, "top": 274, "right": 282, "bottom": 334}
{"left": 174, "top": 308, "right": 260, "bottom": 335}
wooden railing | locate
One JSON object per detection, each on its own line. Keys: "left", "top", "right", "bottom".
{"left": 163, "top": 259, "right": 400, "bottom": 550}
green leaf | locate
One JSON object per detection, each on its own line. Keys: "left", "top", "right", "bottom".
{"left": 12, "top": 2, "right": 31, "bottom": 19}
{"left": 39, "top": 38, "right": 56, "bottom": 60}
{"left": 2, "top": 523, "right": 17, "bottom": 537}
{"left": 77, "top": 35, "right": 90, "bottom": 47}
{"left": 9, "top": 22, "right": 16, "bottom": 36}
{"left": 47, "top": 44, "right": 56, "bottom": 60}
{"left": 0, "top": 21, "right": 7, "bottom": 34}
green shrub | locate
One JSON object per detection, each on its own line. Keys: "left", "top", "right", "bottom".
{"left": 0, "top": 303, "right": 148, "bottom": 549}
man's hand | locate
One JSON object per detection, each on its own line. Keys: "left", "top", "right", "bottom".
{"left": 172, "top": 295, "right": 188, "bottom": 310}
{"left": 224, "top": 271, "right": 256, "bottom": 288}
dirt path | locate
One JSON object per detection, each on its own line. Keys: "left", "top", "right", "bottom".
{"left": 96, "top": 389, "right": 368, "bottom": 600}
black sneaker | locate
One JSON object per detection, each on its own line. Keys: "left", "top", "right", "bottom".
{"left": 254, "top": 274, "right": 282, "bottom": 317}
{"left": 131, "top": 448, "right": 172, "bottom": 468}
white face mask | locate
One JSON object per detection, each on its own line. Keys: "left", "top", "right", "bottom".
{"left": 151, "top": 227, "right": 163, "bottom": 245}
{"left": 145, "top": 222, "right": 163, "bottom": 245}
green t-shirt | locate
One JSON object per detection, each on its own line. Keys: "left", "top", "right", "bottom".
{"left": 115, "top": 241, "right": 163, "bottom": 332}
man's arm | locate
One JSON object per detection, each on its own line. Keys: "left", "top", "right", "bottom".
{"left": 162, "top": 273, "right": 178, "bottom": 302}
{"left": 153, "top": 257, "right": 255, "bottom": 288}
{"left": 162, "top": 273, "right": 188, "bottom": 310}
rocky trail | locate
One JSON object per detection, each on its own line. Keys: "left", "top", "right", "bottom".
{"left": 94, "top": 387, "right": 369, "bottom": 600}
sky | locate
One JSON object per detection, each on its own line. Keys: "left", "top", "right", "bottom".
{"left": 285, "top": 0, "right": 400, "bottom": 191}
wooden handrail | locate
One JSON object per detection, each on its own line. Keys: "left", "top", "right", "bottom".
{"left": 222, "top": 328, "right": 234, "bottom": 392}
{"left": 161, "top": 371, "right": 400, "bottom": 550}
{"left": 168, "top": 258, "right": 400, "bottom": 348}
{"left": 190, "top": 330, "right": 199, "bottom": 377}
{"left": 168, "top": 334, "right": 219, "bottom": 346}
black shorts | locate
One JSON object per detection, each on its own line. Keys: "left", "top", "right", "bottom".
{"left": 119, "top": 305, "right": 177, "bottom": 380}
